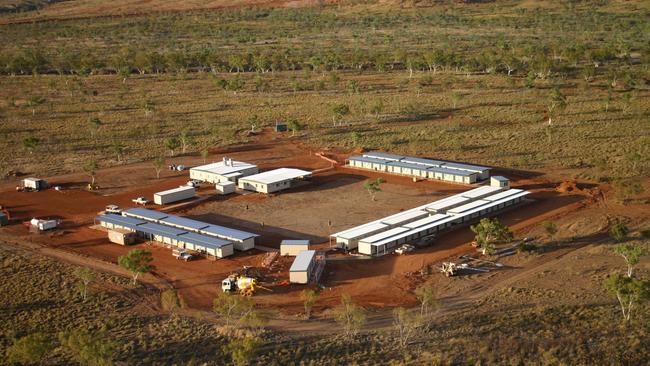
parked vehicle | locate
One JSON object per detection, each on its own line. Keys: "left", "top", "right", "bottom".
{"left": 222, "top": 273, "right": 271, "bottom": 296}
{"left": 105, "top": 205, "right": 121, "bottom": 214}
{"left": 29, "top": 218, "right": 58, "bottom": 231}
{"left": 172, "top": 249, "right": 194, "bottom": 261}
{"left": 413, "top": 234, "right": 436, "bottom": 247}
{"left": 395, "top": 244, "right": 415, "bottom": 255}
{"left": 132, "top": 197, "right": 149, "bottom": 205}
{"left": 186, "top": 180, "right": 201, "bottom": 188}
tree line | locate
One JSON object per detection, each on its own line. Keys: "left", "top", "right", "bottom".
{"left": 1, "top": 41, "right": 646, "bottom": 79}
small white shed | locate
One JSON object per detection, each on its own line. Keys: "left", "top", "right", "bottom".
{"left": 215, "top": 181, "right": 236, "bottom": 195}
{"left": 490, "top": 176, "right": 510, "bottom": 189}
{"left": 108, "top": 229, "right": 137, "bottom": 245}
{"left": 154, "top": 186, "right": 196, "bottom": 205}
{"left": 289, "top": 250, "right": 316, "bottom": 284}
{"left": 280, "top": 239, "right": 310, "bottom": 256}
{"left": 22, "top": 178, "right": 48, "bottom": 190}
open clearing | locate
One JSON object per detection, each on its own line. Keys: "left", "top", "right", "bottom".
{"left": 1, "top": 1, "right": 649, "bottom": 364}
{"left": 0, "top": 130, "right": 599, "bottom": 314}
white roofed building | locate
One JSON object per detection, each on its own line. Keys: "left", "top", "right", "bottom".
{"left": 237, "top": 168, "right": 311, "bottom": 193}
{"left": 189, "top": 158, "right": 258, "bottom": 184}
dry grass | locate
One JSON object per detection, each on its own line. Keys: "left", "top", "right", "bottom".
{"left": 1, "top": 70, "right": 648, "bottom": 181}
{"left": 2, "top": 241, "right": 648, "bottom": 365}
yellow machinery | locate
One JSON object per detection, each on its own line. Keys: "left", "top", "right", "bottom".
{"left": 221, "top": 274, "right": 271, "bottom": 296}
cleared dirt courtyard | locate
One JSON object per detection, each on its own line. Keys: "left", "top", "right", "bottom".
{"left": 0, "top": 132, "right": 591, "bottom": 314}
{"left": 188, "top": 168, "right": 468, "bottom": 247}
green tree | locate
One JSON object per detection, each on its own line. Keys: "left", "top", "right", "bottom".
{"left": 286, "top": 118, "right": 303, "bottom": 137}
{"left": 222, "top": 337, "right": 261, "bottom": 366}
{"left": 621, "top": 92, "right": 634, "bottom": 115}
{"left": 59, "top": 328, "right": 116, "bottom": 366}
{"left": 83, "top": 159, "right": 98, "bottom": 186}
{"left": 201, "top": 148, "right": 209, "bottom": 163}
{"left": 610, "top": 222, "right": 629, "bottom": 242}
{"left": 334, "top": 294, "right": 366, "bottom": 339}
{"left": 546, "top": 87, "right": 567, "bottom": 125}
{"left": 614, "top": 243, "right": 647, "bottom": 278}
{"left": 393, "top": 307, "right": 421, "bottom": 348}
{"left": 363, "top": 178, "right": 385, "bottom": 201}
{"left": 74, "top": 267, "right": 95, "bottom": 301}
{"left": 165, "top": 137, "right": 181, "bottom": 157}
{"left": 118, "top": 67, "right": 131, "bottom": 84}
{"left": 118, "top": 249, "right": 155, "bottom": 285}
{"left": 143, "top": 99, "right": 155, "bottom": 117}
{"left": 414, "top": 284, "right": 439, "bottom": 319}
{"left": 542, "top": 221, "right": 558, "bottom": 240}
{"left": 332, "top": 103, "right": 350, "bottom": 126}
{"left": 449, "top": 90, "right": 462, "bottom": 109}
{"left": 25, "top": 95, "right": 45, "bottom": 116}
{"left": 370, "top": 98, "right": 384, "bottom": 122}
{"left": 351, "top": 131, "right": 362, "bottom": 146}
{"left": 347, "top": 79, "right": 360, "bottom": 94}
{"left": 22, "top": 136, "right": 40, "bottom": 154}
{"left": 6, "top": 333, "right": 54, "bottom": 365}
{"left": 88, "top": 117, "right": 102, "bottom": 139}
{"left": 604, "top": 274, "right": 650, "bottom": 322}
{"left": 111, "top": 141, "right": 125, "bottom": 163}
{"left": 240, "top": 309, "right": 271, "bottom": 331}
{"left": 153, "top": 155, "right": 165, "bottom": 179}
{"left": 161, "top": 289, "right": 182, "bottom": 315}
{"left": 213, "top": 292, "right": 253, "bottom": 327}
{"left": 300, "top": 289, "right": 319, "bottom": 319}
{"left": 179, "top": 129, "right": 193, "bottom": 154}
{"left": 470, "top": 218, "right": 513, "bottom": 255}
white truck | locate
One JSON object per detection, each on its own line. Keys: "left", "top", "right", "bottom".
{"left": 172, "top": 249, "right": 194, "bottom": 261}
{"left": 105, "top": 205, "right": 122, "bottom": 214}
{"left": 30, "top": 218, "right": 58, "bottom": 231}
{"left": 395, "top": 244, "right": 415, "bottom": 255}
{"left": 132, "top": 197, "right": 149, "bottom": 205}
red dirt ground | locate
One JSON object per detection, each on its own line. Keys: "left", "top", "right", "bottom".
{"left": 0, "top": 130, "right": 596, "bottom": 314}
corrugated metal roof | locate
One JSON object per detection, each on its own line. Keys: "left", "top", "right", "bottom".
{"left": 439, "top": 161, "right": 490, "bottom": 173}
{"left": 190, "top": 160, "right": 257, "bottom": 176}
{"left": 177, "top": 232, "right": 232, "bottom": 249}
{"left": 122, "top": 208, "right": 168, "bottom": 221}
{"left": 239, "top": 168, "right": 311, "bottom": 185}
{"left": 96, "top": 214, "right": 147, "bottom": 227}
{"left": 491, "top": 176, "right": 509, "bottom": 182}
{"left": 160, "top": 216, "right": 210, "bottom": 231}
{"left": 461, "top": 186, "right": 504, "bottom": 199}
{"left": 348, "top": 156, "right": 391, "bottom": 165}
{"left": 372, "top": 215, "right": 460, "bottom": 247}
{"left": 201, "top": 225, "right": 259, "bottom": 241}
{"left": 333, "top": 221, "right": 388, "bottom": 240}
{"left": 290, "top": 250, "right": 316, "bottom": 272}
{"left": 138, "top": 222, "right": 188, "bottom": 237}
{"left": 359, "top": 227, "right": 410, "bottom": 244}
{"left": 154, "top": 185, "right": 195, "bottom": 197}
{"left": 400, "top": 156, "right": 446, "bottom": 167}
{"left": 451, "top": 191, "right": 530, "bottom": 217}
{"left": 362, "top": 152, "right": 405, "bottom": 161}
{"left": 387, "top": 161, "right": 431, "bottom": 171}
{"left": 482, "top": 189, "right": 524, "bottom": 202}
{"left": 425, "top": 195, "right": 472, "bottom": 211}
{"left": 380, "top": 209, "right": 428, "bottom": 225}
{"left": 425, "top": 165, "right": 475, "bottom": 176}
{"left": 281, "top": 239, "right": 310, "bottom": 245}
{"left": 403, "top": 213, "right": 449, "bottom": 229}
{"left": 447, "top": 199, "right": 491, "bottom": 214}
